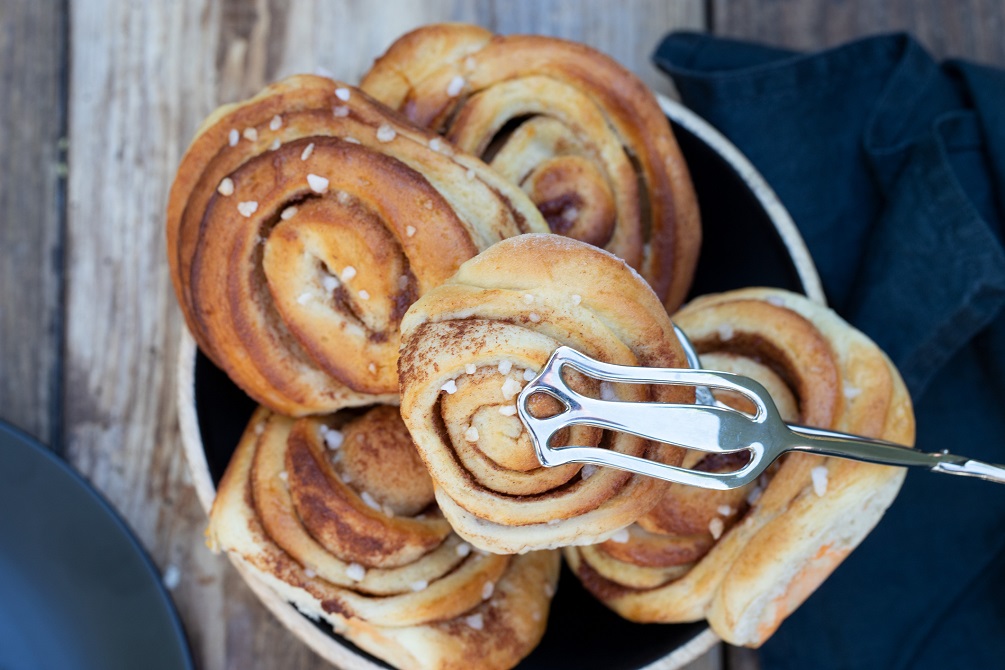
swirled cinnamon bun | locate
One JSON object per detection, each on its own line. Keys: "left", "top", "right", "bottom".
{"left": 209, "top": 405, "right": 559, "bottom": 670}
{"left": 167, "top": 75, "right": 548, "bottom": 416}
{"left": 361, "top": 24, "right": 701, "bottom": 311}
{"left": 564, "top": 288, "right": 916, "bottom": 647}
{"left": 398, "top": 234, "right": 693, "bottom": 554}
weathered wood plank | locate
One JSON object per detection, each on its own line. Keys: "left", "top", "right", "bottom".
{"left": 472, "top": 0, "right": 705, "bottom": 95}
{"left": 0, "top": 0, "right": 67, "bottom": 447}
{"left": 64, "top": 1, "right": 708, "bottom": 669}
{"left": 711, "top": 0, "right": 1005, "bottom": 64}
{"left": 65, "top": 2, "right": 235, "bottom": 668}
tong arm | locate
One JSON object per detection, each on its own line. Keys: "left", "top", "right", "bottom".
{"left": 538, "top": 444, "right": 763, "bottom": 490}
{"left": 518, "top": 346, "right": 1005, "bottom": 490}
{"left": 519, "top": 346, "right": 774, "bottom": 489}
{"left": 786, "top": 425, "right": 1005, "bottom": 484}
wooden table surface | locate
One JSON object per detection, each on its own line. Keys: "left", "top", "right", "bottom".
{"left": 2, "top": 1, "right": 1003, "bottom": 668}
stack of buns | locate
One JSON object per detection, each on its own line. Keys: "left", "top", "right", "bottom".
{"left": 168, "top": 23, "right": 914, "bottom": 670}
{"left": 210, "top": 405, "right": 559, "bottom": 669}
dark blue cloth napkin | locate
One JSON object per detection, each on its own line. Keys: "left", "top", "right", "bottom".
{"left": 654, "top": 33, "right": 1005, "bottom": 670}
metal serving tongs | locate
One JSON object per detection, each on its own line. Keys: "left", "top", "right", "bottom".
{"left": 517, "top": 326, "right": 1005, "bottom": 490}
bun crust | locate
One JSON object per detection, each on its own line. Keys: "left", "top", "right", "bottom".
{"left": 362, "top": 23, "right": 701, "bottom": 311}
{"left": 209, "top": 406, "right": 559, "bottom": 670}
{"left": 565, "top": 288, "right": 915, "bottom": 646}
{"left": 167, "top": 75, "right": 547, "bottom": 416}
{"left": 398, "top": 234, "right": 693, "bottom": 554}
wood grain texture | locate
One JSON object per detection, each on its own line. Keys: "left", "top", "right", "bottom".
{"left": 712, "top": 0, "right": 1005, "bottom": 65}
{"left": 65, "top": 2, "right": 234, "bottom": 668}
{"left": 62, "top": 2, "right": 710, "bottom": 670}
{"left": 471, "top": 0, "right": 704, "bottom": 94}
{"left": 0, "top": 0, "right": 67, "bottom": 446}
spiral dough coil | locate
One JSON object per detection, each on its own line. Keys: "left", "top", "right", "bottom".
{"left": 564, "top": 288, "right": 916, "bottom": 647}
{"left": 362, "top": 24, "right": 701, "bottom": 311}
{"left": 167, "top": 75, "right": 548, "bottom": 416}
{"left": 209, "top": 405, "right": 559, "bottom": 670}
{"left": 398, "top": 234, "right": 694, "bottom": 555}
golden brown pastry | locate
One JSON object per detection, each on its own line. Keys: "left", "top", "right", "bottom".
{"left": 398, "top": 234, "right": 693, "bottom": 554}
{"left": 209, "top": 405, "right": 559, "bottom": 670}
{"left": 361, "top": 23, "right": 701, "bottom": 312}
{"left": 167, "top": 74, "right": 548, "bottom": 416}
{"left": 564, "top": 288, "right": 916, "bottom": 646}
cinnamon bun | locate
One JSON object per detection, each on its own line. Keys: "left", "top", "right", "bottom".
{"left": 361, "top": 24, "right": 701, "bottom": 311}
{"left": 398, "top": 234, "right": 693, "bottom": 554}
{"left": 564, "top": 288, "right": 915, "bottom": 646}
{"left": 167, "top": 75, "right": 547, "bottom": 416}
{"left": 209, "top": 405, "right": 559, "bottom": 670}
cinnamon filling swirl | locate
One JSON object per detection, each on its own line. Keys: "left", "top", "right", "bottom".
{"left": 361, "top": 24, "right": 702, "bottom": 311}
{"left": 167, "top": 75, "right": 548, "bottom": 416}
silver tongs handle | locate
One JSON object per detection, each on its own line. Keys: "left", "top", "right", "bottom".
{"left": 518, "top": 346, "right": 1005, "bottom": 489}
{"left": 789, "top": 424, "right": 1005, "bottom": 484}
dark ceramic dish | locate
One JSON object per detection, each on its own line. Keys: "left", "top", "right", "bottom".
{"left": 0, "top": 422, "right": 194, "bottom": 670}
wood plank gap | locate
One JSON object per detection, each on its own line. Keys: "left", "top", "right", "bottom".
{"left": 51, "top": 0, "right": 70, "bottom": 455}
{"left": 0, "top": 0, "right": 72, "bottom": 449}
{"left": 704, "top": 0, "right": 715, "bottom": 35}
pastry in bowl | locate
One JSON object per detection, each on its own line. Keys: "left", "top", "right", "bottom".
{"left": 564, "top": 288, "right": 916, "bottom": 646}
{"left": 166, "top": 74, "right": 547, "bottom": 417}
{"left": 397, "top": 234, "right": 694, "bottom": 555}
{"left": 361, "top": 23, "right": 701, "bottom": 312}
{"left": 209, "top": 404, "right": 559, "bottom": 670}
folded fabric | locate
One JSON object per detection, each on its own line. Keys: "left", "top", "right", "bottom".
{"left": 654, "top": 32, "right": 1005, "bottom": 670}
